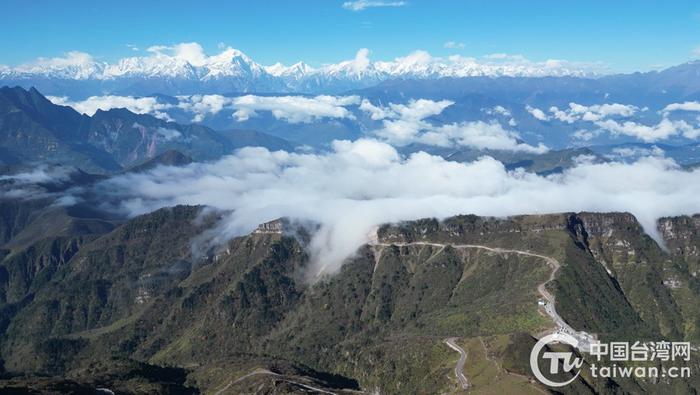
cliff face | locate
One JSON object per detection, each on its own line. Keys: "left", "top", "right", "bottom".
{"left": 659, "top": 215, "right": 700, "bottom": 276}
{"left": 571, "top": 213, "right": 693, "bottom": 343}
{"left": 378, "top": 212, "right": 700, "bottom": 343}
{"left": 1, "top": 209, "right": 699, "bottom": 394}
{"left": 377, "top": 213, "right": 570, "bottom": 245}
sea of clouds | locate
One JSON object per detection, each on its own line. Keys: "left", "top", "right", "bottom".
{"left": 30, "top": 94, "right": 700, "bottom": 276}
{"left": 86, "top": 138, "right": 700, "bottom": 276}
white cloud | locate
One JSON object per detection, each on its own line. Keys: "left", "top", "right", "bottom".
{"left": 662, "top": 101, "right": 700, "bottom": 113}
{"left": 483, "top": 106, "right": 515, "bottom": 125}
{"left": 156, "top": 127, "right": 182, "bottom": 141}
{"left": 572, "top": 129, "right": 601, "bottom": 141}
{"left": 146, "top": 42, "right": 208, "bottom": 66}
{"left": 491, "top": 105, "right": 511, "bottom": 117}
{"left": 49, "top": 93, "right": 361, "bottom": 124}
{"left": 47, "top": 95, "right": 174, "bottom": 120}
{"left": 609, "top": 146, "right": 665, "bottom": 159}
{"left": 594, "top": 118, "right": 700, "bottom": 142}
{"left": 388, "top": 98, "right": 453, "bottom": 121}
{"left": 526, "top": 106, "right": 549, "bottom": 121}
{"left": 426, "top": 122, "right": 548, "bottom": 153}
{"left": 549, "top": 102, "right": 638, "bottom": 123}
{"left": 354, "top": 48, "right": 372, "bottom": 71}
{"left": 543, "top": 101, "right": 700, "bottom": 143}
{"left": 0, "top": 165, "right": 75, "bottom": 200}
{"left": 176, "top": 94, "right": 229, "bottom": 122}
{"left": 327, "top": 48, "right": 373, "bottom": 73}
{"left": 342, "top": 0, "right": 406, "bottom": 11}
{"left": 364, "top": 99, "right": 546, "bottom": 152}
{"left": 359, "top": 99, "right": 394, "bottom": 120}
{"left": 365, "top": 99, "right": 450, "bottom": 145}
{"left": 229, "top": 95, "right": 360, "bottom": 123}
{"left": 175, "top": 94, "right": 361, "bottom": 123}
{"left": 95, "top": 143, "right": 700, "bottom": 277}
{"left": 444, "top": 41, "right": 465, "bottom": 49}
{"left": 0, "top": 165, "right": 72, "bottom": 184}
{"left": 549, "top": 106, "right": 578, "bottom": 123}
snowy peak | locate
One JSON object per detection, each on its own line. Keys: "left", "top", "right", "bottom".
{"left": 202, "top": 48, "right": 268, "bottom": 80}
{"left": 102, "top": 45, "right": 268, "bottom": 81}
{"left": 104, "top": 56, "right": 200, "bottom": 79}
{"left": 0, "top": 43, "right": 605, "bottom": 94}
{"left": 266, "top": 61, "right": 315, "bottom": 80}
{"left": 4, "top": 51, "right": 106, "bottom": 80}
{"left": 265, "top": 62, "right": 288, "bottom": 77}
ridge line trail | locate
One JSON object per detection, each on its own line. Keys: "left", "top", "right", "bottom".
{"left": 370, "top": 241, "right": 561, "bottom": 309}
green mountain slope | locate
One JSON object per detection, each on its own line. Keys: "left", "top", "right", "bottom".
{"left": 0, "top": 207, "right": 699, "bottom": 393}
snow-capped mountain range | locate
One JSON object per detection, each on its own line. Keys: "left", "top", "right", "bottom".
{"left": 0, "top": 43, "right": 602, "bottom": 96}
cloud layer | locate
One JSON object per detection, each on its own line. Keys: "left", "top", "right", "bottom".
{"left": 365, "top": 99, "right": 548, "bottom": 152}
{"left": 49, "top": 94, "right": 361, "bottom": 124}
{"left": 48, "top": 95, "right": 174, "bottom": 120}
{"left": 48, "top": 94, "right": 548, "bottom": 153}
{"left": 527, "top": 102, "right": 700, "bottom": 142}
{"left": 93, "top": 140, "right": 700, "bottom": 277}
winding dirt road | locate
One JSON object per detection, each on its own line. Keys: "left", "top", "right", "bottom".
{"left": 444, "top": 337, "right": 470, "bottom": 390}
{"left": 215, "top": 368, "right": 345, "bottom": 395}
{"left": 371, "top": 240, "right": 581, "bottom": 391}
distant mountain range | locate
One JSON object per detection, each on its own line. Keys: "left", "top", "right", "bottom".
{"left": 356, "top": 60, "right": 700, "bottom": 109}
{"left": 4, "top": 46, "right": 700, "bottom": 100}
{"left": 7, "top": 85, "right": 700, "bottom": 177}
{"left": 0, "top": 46, "right": 634, "bottom": 97}
{"left": 0, "top": 86, "right": 292, "bottom": 173}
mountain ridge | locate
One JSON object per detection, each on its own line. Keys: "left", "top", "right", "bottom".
{"left": 1, "top": 206, "right": 699, "bottom": 393}
{"left": 0, "top": 86, "right": 293, "bottom": 173}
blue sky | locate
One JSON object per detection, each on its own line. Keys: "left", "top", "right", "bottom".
{"left": 2, "top": 0, "right": 699, "bottom": 72}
